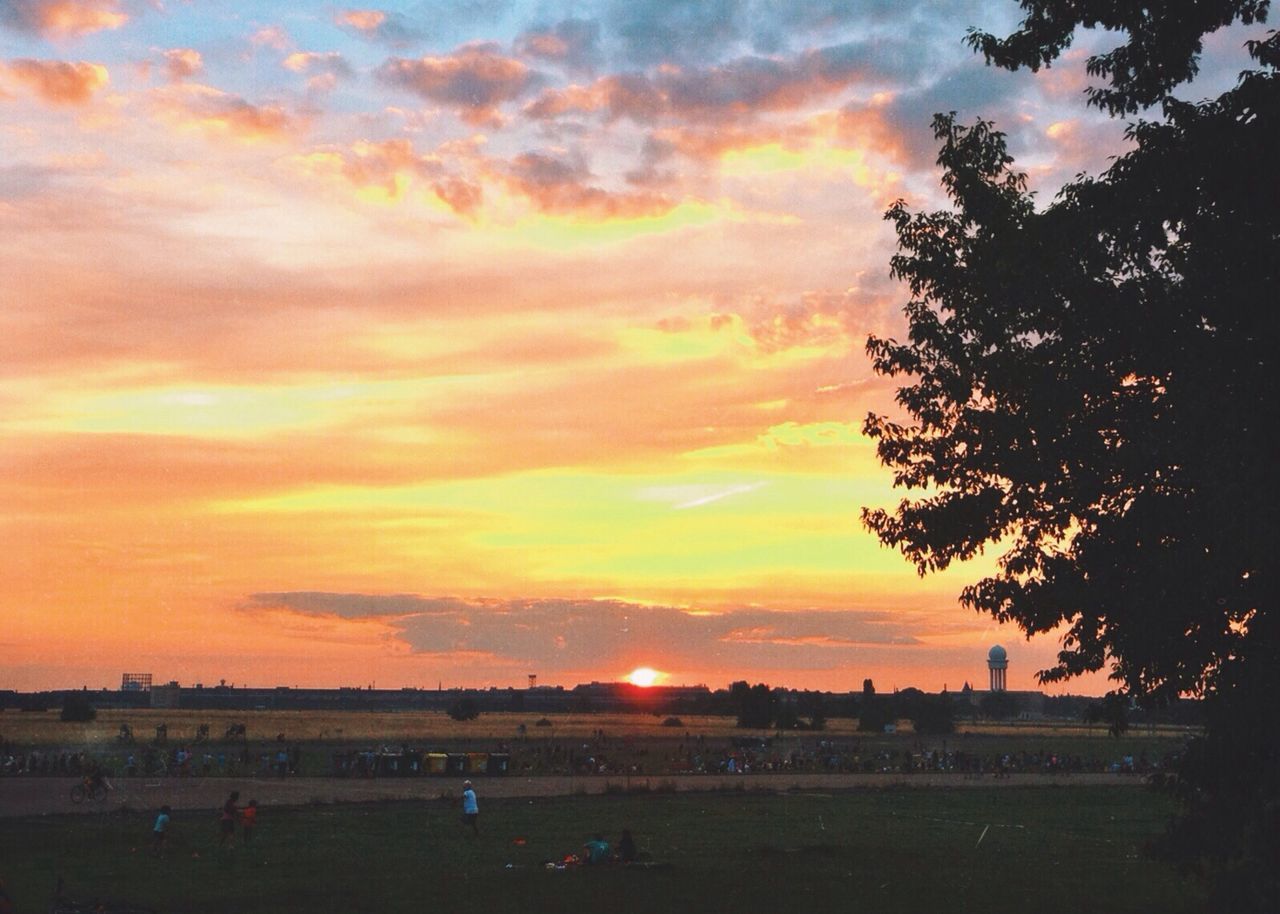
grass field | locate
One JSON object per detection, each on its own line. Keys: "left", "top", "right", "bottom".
{"left": 1, "top": 786, "right": 1202, "bottom": 913}
{"left": 4, "top": 709, "right": 768, "bottom": 746}
{"left": 1, "top": 708, "right": 1196, "bottom": 779}
{"left": 0, "top": 708, "right": 1201, "bottom": 747}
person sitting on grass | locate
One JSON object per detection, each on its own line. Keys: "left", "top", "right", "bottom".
{"left": 152, "top": 805, "right": 171, "bottom": 858}
{"left": 583, "top": 834, "right": 611, "bottom": 865}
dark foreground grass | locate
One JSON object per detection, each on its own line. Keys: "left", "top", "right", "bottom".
{"left": 2, "top": 786, "right": 1203, "bottom": 914}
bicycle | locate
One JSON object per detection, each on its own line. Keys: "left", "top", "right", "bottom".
{"left": 69, "top": 778, "right": 108, "bottom": 804}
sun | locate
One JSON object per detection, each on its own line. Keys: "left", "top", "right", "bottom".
{"left": 626, "top": 667, "right": 661, "bottom": 687}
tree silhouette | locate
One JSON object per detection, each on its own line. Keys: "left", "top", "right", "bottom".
{"left": 866, "top": 4, "right": 1277, "bottom": 908}
{"left": 60, "top": 692, "right": 97, "bottom": 723}
{"left": 447, "top": 697, "right": 480, "bottom": 721}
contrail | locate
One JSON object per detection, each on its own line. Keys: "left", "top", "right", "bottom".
{"left": 675, "top": 482, "right": 766, "bottom": 510}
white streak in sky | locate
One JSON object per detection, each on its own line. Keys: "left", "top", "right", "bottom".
{"left": 674, "top": 482, "right": 766, "bottom": 510}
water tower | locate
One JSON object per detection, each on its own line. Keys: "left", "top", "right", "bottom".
{"left": 987, "top": 645, "right": 1008, "bottom": 692}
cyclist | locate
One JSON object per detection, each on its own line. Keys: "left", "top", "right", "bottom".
{"left": 86, "top": 761, "right": 114, "bottom": 794}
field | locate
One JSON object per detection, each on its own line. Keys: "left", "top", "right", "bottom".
{"left": 1, "top": 709, "right": 1195, "bottom": 780}
{"left": 5, "top": 709, "right": 771, "bottom": 746}
{"left": 0, "top": 786, "right": 1202, "bottom": 913}
{"left": 0, "top": 708, "right": 1201, "bottom": 746}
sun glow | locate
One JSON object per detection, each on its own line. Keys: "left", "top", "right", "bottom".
{"left": 626, "top": 667, "right": 661, "bottom": 687}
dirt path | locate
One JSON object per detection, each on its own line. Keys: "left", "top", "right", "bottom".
{"left": 0, "top": 772, "right": 1144, "bottom": 817}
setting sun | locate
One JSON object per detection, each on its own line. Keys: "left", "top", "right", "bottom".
{"left": 626, "top": 667, "right": 662, "bottom": 687}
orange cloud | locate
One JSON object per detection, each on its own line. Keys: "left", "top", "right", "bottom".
{"left": 283, "top": 51, "right": 348, "bottom": 74}
{"left": 249, "top": 25, "right": 289, "bottom": 50}
{"left": 830, "top": 103, "right": 912, "bottom": 167}
{"left": 1, "top": 58, "right": 109, "bottom": 105}
{"left": 647, "top": 123, "right": 809, "bottom": 163}
{"left": 333, "top": 8, "right": 421, "bottom": 46}
{"left": 153, "top": 83, "right": 301, "bottom": 142}
{"left": 336, "top": 9, "right": 386, "bottom": 32}
{"left": 1, "top": 0, "right": 127, "bottom": 38}
{"left": 291, "top": 137, "right": 484, "bottom": 213}
{"left": 431, "top": 175, "right": 482, "bottom": 215}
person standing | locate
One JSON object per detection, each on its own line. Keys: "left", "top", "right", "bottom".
{"left": 151, "top": 805, "right": 171, "bottom": 857}
{"left": 617, "top": 829, "right": 636, "bottom": 863}
{"left": 460, "top": 780, "right": 479, "bottom": 835}
{"left": 219, "top": 791, "right": 240, "bottom": 848}
{"left": 242, "top": 799, "right": 258, "bottom": 845}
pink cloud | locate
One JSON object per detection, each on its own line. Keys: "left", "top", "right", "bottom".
{"left": 282, "top": 51, "right": 353, "bottom": 91}
{"left": 525, "top": 44, "right": 882, "bottom": 126}
{"left": 500, "top": 149, "right": 675, "bottom": 219}
{"left": 162, "top": 48, "right": 202, "bottom": 83}
{"left": 0, "top": 0, "right": 127, "bottom": 38}
{"left": 431, "top": 175, "right": 482, "bottom": 215}
{"left": 377, "top": 44, "right": 535, "bottom": 127}
{"left": 249, "top": 25, "right": 289, "bottom": 51}
{"left": 282, "top": 51, "right": 351, "bottom": 76}
{"left": 515, "top": 18, "right": 599, "bottom": 73}
{"left": 336, "top": 9, "right": 385, "bottom": 32}
{"left": 334, "top": 8, "right": 422, "bottom": 47}
{"left": 1, "top": 58, "right": 108, "bottom": 105}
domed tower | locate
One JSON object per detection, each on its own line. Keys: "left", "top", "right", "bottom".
{"left": 987, "top": 645, "right": 1008, "bottom": 692}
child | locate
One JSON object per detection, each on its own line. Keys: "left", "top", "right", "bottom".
{"left": 460, "top": 780, "right": 479, "bottom": 835}
{"left": 241, "top": 799, "right": 258, "bottom": 844}
{"left": 152, "top": 805, "right": 171, "bottom": 857}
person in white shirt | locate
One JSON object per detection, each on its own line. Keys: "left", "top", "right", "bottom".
{"left": 460, "top": 780, "right": 479, "bottom": 835}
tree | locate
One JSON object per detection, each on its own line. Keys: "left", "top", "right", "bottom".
{"left": 446, "top": 697, "right": 480, "bottom": 721}
{"left": 60, "top": 692, "right": 96, "bottom": 723}
{"left": 978, "top": 691, "right": 1019, "bottom": 722}
{"left": 865, "top": 4, "right": 1277, "bottom": 908}
{"left": 1082, "top": 693, "right": 1130, "bottom": 738}
{"left": 856, "top": 692, "right": 893, "bottom": 733}
{"left": 912, "top": 693, "right": 956, "bottom": 736}
{"left": 966, "top": 0, "right": 1272, "bottom": 115}
{"left": 732, "top": 682, "right": 775, "bottom": 729}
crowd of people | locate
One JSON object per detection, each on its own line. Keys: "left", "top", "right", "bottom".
{"left": 0, "top": 743, "right": 305, "bottom": 779}
{"left": 1, "top": 732, "right": 1176, "bottom": 782}
{"left": 503, "top": 735, "right": 1174, "bottom": 778}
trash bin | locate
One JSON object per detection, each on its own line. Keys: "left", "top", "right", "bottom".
{"left": 466, "top": 752, "right": 488, "bottom": 774}
{"left": 427, "top": 753, "right": 448, "bottom": 775}
{"left": 486, "top": 753, "right": 509, "bottom": 775}
{"left": 445, "top": 753, "right": 467, "bottom": 775}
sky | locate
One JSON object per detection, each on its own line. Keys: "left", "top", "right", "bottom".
{"left": 1, "top": 1, "right": 1265, "bottom": 695}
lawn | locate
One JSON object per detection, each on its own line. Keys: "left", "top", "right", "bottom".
{"left": 2, "top": 708, "right": 1194, "bottom": 780}
{"left": 1, "top": 786, "right": 1203, "bottom": 914}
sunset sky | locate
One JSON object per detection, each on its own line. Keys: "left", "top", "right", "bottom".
{"left": 1, "top": 1, "right": 1262, "bottom": 694}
